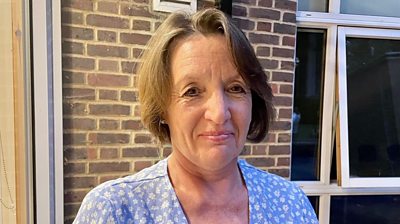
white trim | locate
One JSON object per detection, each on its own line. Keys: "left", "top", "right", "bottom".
{"left": 32, "top": 0, "right": 63, "bottom": 222}
{"left": 337, "top": 26, "right": 400, "bottom": 188}
{"left": 53, "top": 0, "right": 64, "bottom": 221}
{"left": 297, "top": 11, "right": 400, "bottom": 29}
{"left": 153, "top": 0, "right": 196, "bottom": 13}
{"left": 318, "top": 195, "right": 330, "bottom": 224}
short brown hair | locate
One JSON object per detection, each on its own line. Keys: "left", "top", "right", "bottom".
{"left": 138, "top": 8, "right": 274, "bottom": 143}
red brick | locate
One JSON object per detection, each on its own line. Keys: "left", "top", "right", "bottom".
{"left": 249, "top": 8, "right": 280, "bottom": 20}
{"left": 245, "top": 157, "right": 275, "bottom": 167}
{"left": 64, "top": 203, "right": 81, "bottom": 217}
{"left": 277, "top": 157, "right": 290, "bottom": 166}
{"left": 120, "top": 33, "right": 151, "bottom": 45}
{"left": 63, "top": 133, "right": 87, "bottom": 145}
{"left": 97, "top": 30, "right": 117, "bottom": 42}
{"left": 64, "top": 190, "right": 87, "bottom": 203}
{"left": 87, "top": 45, "right": 128, "bottom": 58}
{"left": 89, "top": 162, "right": 130, "bottom": 173}
{"left": 235, "top": 0, "right": 256, "bottom": 4}
{"left": 88, "top": 73, "right": 130, "bottom": 87}
{"left": 248, "top": 33, "right": 279, "bottom": 45}
{"left": 63, "top": 103, "right": 87, "bottom": 115}
{"left": 273, "top": 96, "right": 292, "bottom": 106}
{"left": 270, "top": 121, "right": 291, "bottom": 131}
{"left": 99, "top": 60, "right": 119, "bottom": 72}
{"left": 62, "top": 26, "right": 93, "bottom": 40}
{"left": 89, "top": 133, "right": 130, "bottom": 144}
{"left": 234, "top": 18, "right": 255, "bottom": 31}
{"left": 280, "top": 84, "right": 293, "bottom": 94}
{"left": 120, "top": 4, "right": 154, "bottom": 17}
{"left": 241, "top": 145, "right": 252, "bottom": 155}
{"left": 62, "top": 0, "right": 93, "bottom": 10}
{"left": 63, "top": 118, "right": 96, "bottom": 130}
{"left": 273, "top": 47, "right": 295, "bottom": 58}
{"left": 100, "top": 148, "right": 119, "bottom": 159}
{"left": 258, "top": 0, "right": 272, "bottom": 7}
{"left": 63, "top": 88, "right": 95, "bottom": 100}
{"left": 281, "top": 60, "right": 295, "bottom": 71}
{"left": 63, "top": 71, "right": 85, "bottom": 85}
{"left": 253, "top": 145, "right": 267, "bottom": 155}
{"left": 100, "top": 175, "right": 121, "bottom": 183}
{"left": 99, "top": 119, "right": 119, "bottom": 130}
{"left": 120, "top": 90, "right": 137, "bottom": 102}
{"left": 99, "top": 89, "right": 118, "bottom": 100}
{"left": 132, "top": 48, "right": 143, "bottom": 58}
{"left": 274, "top": 23, "right": 296, "bottom": 35}
{"left": 283, "top": 12, "right": 296, "bottom": 23}
{"left": 87, "top": 148, "right": 98, "bottom": 159}
{"left": 278, "top": 133, "right": 291, "bottom": 142}
{"left": 279, "top": 108, "right": 292, "bottom": 119}
{"left": 162, "top": 147, "right": 172, "bottom": 157}
{"left": 259, "top": 58, "right": 279, "bottom": 69}
{"left": 132, "top": 20, "right": 151, "bottom": 31}
{"left": 122, "top": 147, "right": 159, "bottom": 157}
{"left": 134, "top": 134, "right": 153, "bottom": 144}
{"left": 275, "top": 0, "right": 297, "bottom": 11}
{"left": 97, "top": 1, "right": 118, "bottom": 14}
{"left": 64, "top": 176, "right": 97, "bottom": 189}
{"left": 257, "top": 22, "right": 272, "bottom": 32}
{"left": 122, "top": 120, "right": 143, "bottom": 130}
{"left": 134, "top": 161, "right": 153, "bottom": 172}
{"left": 62, "top": 41, "right": 84, "bottom": 54}
{"left": 256, "top": 46, "right": 270, "bottom": 57}
{"left": 232, "top": 5, "right": 247, "bottom": 17}
{"left": 272, "top": 72, "right": 293, "bottom": 82}
{"left": 268, "top": 168, "right": 290, "bottom": 178}
{"left": 62, "top": 11, "right": 83, "bottom": 25}
{"left": 87, "top": 14, "right": 129, "bottom": 29}
{"left": 269, "top": 145, "right": 290, "bottom": 155}
{"left": 64, "top": 162, "right": 86, "bottom": 174}
{"left": 64, "top": 148, "right": 86, "bottom": 161}
{"left": 89, "top": 104, "right": 130, "bottom": 116}
{"left": 121, "top": 61, "right": 137, "bottom": 74}
{"left": 63, "top": 56, "right": 95, "bottom": 70}
{"left": 283, "top": 36, "right": 296, "bottom": 47}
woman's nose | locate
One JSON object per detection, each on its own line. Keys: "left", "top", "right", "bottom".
{"left": 204, "top": 91, "right": 231, "bottom": 124}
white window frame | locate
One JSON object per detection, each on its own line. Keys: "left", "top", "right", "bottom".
{"left": 337, "top": 26, "right": 400, "bottom": 188}
{"left": 153, "top": 0, "right": 197, "bottom": 13}
{"left": 32, "top": 0, "right": 63, "bottom": 223}
{"left": 295, "top": 1, "right": 400, "bottom": 222}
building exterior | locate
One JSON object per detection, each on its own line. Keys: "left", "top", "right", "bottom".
{"left": 1, "top": 0, "right": 400, "bottom": 223}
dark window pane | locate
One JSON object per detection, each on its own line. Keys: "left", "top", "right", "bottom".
{"left": 346, "top": 37, "right": 400, "bottom": 177}
{"left": 291, "top": 29, "right": 326, "bottom": 181}
{"left": 307, "top": 196, "right": 319, "bottom": 216}
{"left": 330, "top": 141, "right": 337, "bottom": 181}
{"left": 330, "top": 195, "right": 400, "bottom": 224}
{"left": 298, "top": 0, "right": 328, "bottom": 12}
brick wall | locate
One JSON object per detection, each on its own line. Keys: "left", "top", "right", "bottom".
{"left": 62, "top": 0, "right": 296, "bottom": 222}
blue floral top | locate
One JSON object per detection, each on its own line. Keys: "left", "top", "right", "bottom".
{"left": 73, "top": 158, "right": 318, "bottom": 223}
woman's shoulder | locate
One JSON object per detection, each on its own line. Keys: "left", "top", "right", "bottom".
{"left": 238, "top": 159, "right": 302, "bottom": 194}
{"left": 83, "top": 158, "right": 168, "bottom": 202}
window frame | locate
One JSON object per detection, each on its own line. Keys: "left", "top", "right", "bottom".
{"left": 337, "top": 26, "right": 400, "bottom": 188}
{"left": 152, "top": 0, "right": 197, "bottom": 13}
{"left": 295, "top": 1, "right": 400, "bottom": 222}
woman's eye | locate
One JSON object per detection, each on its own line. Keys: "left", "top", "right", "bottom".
{"left": 183, "top": 87, "right": 200, "bottom": 97}
{"left": 228, "top": 85, "right": 246, "bottom": 94}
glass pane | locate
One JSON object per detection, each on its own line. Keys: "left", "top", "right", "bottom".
{"left": 307, "top": 196, "right": 319, "bottom": 216}
{"left": 330, "top": 195, "right": 400, "bottom": 224}
{"left": 298, "top": 0, "right": 328, "bottom": 12}
{"left": 330, "top": 141, "right": 337, "bottom": 181}
{"left": 291, "top": 29, "right": 326, "bottom": 181}
{"left": 346, "top": 37, "right": 400, "bottom": 177}
{"left": 341, "top": 0, "right": 400, "bottom": 18}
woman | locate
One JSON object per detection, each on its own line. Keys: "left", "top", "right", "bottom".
{"left": 74, "top": 8, "right": 318, "bottom": 224}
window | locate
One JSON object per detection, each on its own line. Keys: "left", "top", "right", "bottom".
{"left": 152, "top": 0, "right": 196, "bottom": 13}
{"left": 293, "top": 0, "right": 400, "bottom": 222}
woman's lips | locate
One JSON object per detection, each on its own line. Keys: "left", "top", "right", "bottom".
{"left": 199, "top": 131, "right": 234, "bottom": 142}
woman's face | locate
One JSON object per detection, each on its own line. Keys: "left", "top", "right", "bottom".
{"left": 165, "top": 34, "right": 252, "bottom": 171}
